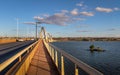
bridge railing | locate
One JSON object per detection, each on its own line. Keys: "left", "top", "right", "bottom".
{"left": 0, "top": 40, "right": 38, "bottom": 74}
{"left": 43, "top": 40, "right": 103, "bottom": 75}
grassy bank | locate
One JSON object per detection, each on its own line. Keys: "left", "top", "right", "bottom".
{"left": 0, "top": 38, "right": 16, "bottom": 44}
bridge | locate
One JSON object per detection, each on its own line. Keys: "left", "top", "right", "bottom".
{"left": 0, "top": 27, "right": 103, "bottom": 75}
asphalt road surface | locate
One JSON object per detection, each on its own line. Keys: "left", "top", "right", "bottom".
{"left": 0, "top": 40, "right": 35, "bottom": 63}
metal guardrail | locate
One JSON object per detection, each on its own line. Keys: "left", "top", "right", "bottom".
{"left": 44, "top": 41, "right": 103, "bottom": 75}
{"left": 0, "top": 41, "right": 38, "bottom": 72}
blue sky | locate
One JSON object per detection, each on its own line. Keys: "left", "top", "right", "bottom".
{"left": 0, "top": 0, "right": 120, "bottom": 37}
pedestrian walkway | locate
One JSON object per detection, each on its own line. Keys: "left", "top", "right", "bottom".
{"left": 27, "top": 40, "right": 60, "bottom": 75}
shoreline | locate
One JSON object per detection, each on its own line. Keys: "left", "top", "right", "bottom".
{"left": 53, "top": 37, "right": 120, "bottom": 42}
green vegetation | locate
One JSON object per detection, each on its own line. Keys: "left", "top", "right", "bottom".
{"left": 89, "top": 45, "right": 95, "bottom": 51}
{"left": 53, "top": 37, "right": 120, "bottom": 41}
{"left": 89, "top": 45, "right": 105, "bottom": 52}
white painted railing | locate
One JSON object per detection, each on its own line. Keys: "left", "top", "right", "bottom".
{"left": 0, "top": 41, "right": 38, "bottom": 73}
{"left": 43, "top": 40, "right": 103, "bottom": 75}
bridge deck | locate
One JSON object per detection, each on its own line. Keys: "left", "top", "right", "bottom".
{"left": 27, "top": 40, "right": 60, "bottom": 75}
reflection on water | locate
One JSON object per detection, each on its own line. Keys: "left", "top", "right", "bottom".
{"left": 52, "top": 41, "right": 120, "bottom": 75}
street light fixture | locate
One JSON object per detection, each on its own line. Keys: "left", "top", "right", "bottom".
{"left": 16, "top": 18, "right": 19, "bottom": 40}
{"left": 24, "top": 21, "right": 42, "bottom": 40}
{"left": 35, "top": 22, "right": 41, "bottom": 40}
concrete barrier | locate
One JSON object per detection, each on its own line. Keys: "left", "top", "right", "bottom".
{"left": 0, "top": 40, "right": 39, "bottom": 75}
{"left": 15, "top": 40, "right": 40, "bottom": 75}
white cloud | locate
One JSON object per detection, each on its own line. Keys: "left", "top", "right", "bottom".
{"left": 80, "top": 12, "right": 94, "bottom": 16}
{"left": 52, "top": 10, "right": 69, "bottom": 17}
{"left": 71, "top": 8, "right": 79, "bottom": 15}
{"left": 23, "top": 22, "right": 36, "bottom": 25}
{"left": 43, "top": 14, "right": 50, "bottom": 17}
{"left": 34, "top": 16, "right": 44, "bottom": 21}
{"left": 45, "top": 14, "right": 70, "bottom": 25}
{"left": 61, "top": 10, "right": 69, "bottom": 13}
{"left": 114, "top": 7, "right": 120, "bottom": 11}
{"left": 34, "top": 12, "right": 85, "bottom": 26}
{"left": 96, "top": 7, "right": 113, "bottom": 13}
{"left": 34, "top": 13, "right": 72, "bottom": 26}
{"left": 34, "top": 8, "right": 90, "bottom": 26}
{"left": 76, "top": 1, "right": 84, "bottom": 7}
{"left": 76, "top": 2, "right": 88, "bottom": 10}
{"left": 76, "top": 3, "right": 83, "bottom": 7}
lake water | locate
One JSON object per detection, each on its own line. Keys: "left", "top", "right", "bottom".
{"left": 52, "top": 41, "right": 120, "bottom": 75}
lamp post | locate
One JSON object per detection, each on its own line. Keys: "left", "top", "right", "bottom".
{"left": 35, "top": 22, "right": 41, "bottom": 40}
{"left": 35, "top": 22, "right": 37, "bottom": 40}
{"left": 16, "top": 18, "right": 19, "bottom": 40}
{"left": 24, "top": 21, "right": 41, "bottom": 40}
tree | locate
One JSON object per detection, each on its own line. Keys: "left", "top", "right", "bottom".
{"left": 89, "top": 45, "right": 94, "bottom": 51}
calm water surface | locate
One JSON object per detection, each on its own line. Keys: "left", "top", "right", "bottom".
{"left": 52, "top": 41, "right": 120, "bottom": 75}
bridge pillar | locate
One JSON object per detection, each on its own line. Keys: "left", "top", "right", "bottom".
{"left": 75, "top": 64, "right": 79, "bottom": 75}
{"left": 61, "top": 55, "right": 65, "bottom": 75}
{"left": 55, "top": 51, "right": 58, "bottom": 67}
{"left": 51, "top": 48, "right": 55, "bottom": 61}
{"left": 19, "top": 56, "right": 21, "bottom": 62}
